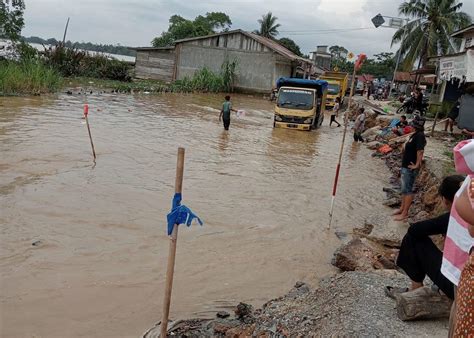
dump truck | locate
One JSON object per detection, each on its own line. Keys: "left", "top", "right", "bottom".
{"left": 273, "top": 77, "right": 328, "bottom": 131}
{"left": 320, "top": 71, "right": 349, "bottom": 109}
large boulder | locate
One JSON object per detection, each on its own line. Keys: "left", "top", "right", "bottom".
{"left": 363, "top": 213, "right": 409, "bottom": 248}
{"left": 332, "top": 238, "right": 376, "bottom": 271}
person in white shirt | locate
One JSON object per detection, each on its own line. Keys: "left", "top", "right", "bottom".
{"left": 353, "top": 107, "right": 366, "bottom": 142}
{"left": 329, "top": 97, "right": 342, "bottom": 127}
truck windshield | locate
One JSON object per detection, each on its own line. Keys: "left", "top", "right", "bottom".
{"left": 277, "top": 89, "right": 314, "bottom": 110}
{"left": 327, "top": 84, "right": 340, "bottom": 95}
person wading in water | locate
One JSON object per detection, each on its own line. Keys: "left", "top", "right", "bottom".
{"left": 329, "top": 97, "right": 342, "bottom": 127}
{"left": 219, "top": 95, "right": 238, "bottom": 131}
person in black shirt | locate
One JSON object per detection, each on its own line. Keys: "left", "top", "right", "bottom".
{"left": 414, "top": 87, "right": 424, "bottom": 113}
{"left": 386, "top": 175, "right": 465, "bottom": 299}
{"left": 393, "top": 116, "right": 427, "bottom": 221}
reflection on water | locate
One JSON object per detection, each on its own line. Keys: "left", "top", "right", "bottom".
{"left": 0, "top": 92, "right": 389, "bottom": 337}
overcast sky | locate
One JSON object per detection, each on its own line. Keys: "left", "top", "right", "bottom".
{"left": 23, "top": 0, "right": 474, "bottom": 57}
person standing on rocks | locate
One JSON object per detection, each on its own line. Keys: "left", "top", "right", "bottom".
{"left": 393, "top": 117, "right": 426, "bottom": 221}
{"left": 387, "top": 175, "right": 465, "bottom": 300}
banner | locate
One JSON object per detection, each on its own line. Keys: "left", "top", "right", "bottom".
{"left": 439, "top": 54, "right": 467, "bottom": 81}
{"left": 466, "top": 49, "right": 474, "bottom": 82}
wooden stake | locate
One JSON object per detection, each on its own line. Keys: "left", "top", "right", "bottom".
{"left": 160, "top": 147, "right": 185, "bottom": 338}
{"left": 83, "top": 104, "right": 96, "bottom": 160}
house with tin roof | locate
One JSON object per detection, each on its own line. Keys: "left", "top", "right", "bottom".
{"left": 133, "top": 29, "right": 316, "bottom": 93}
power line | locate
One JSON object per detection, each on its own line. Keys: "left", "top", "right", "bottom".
{"left": 279, "top": 27, "right": 377, "bottom": 35}
{"left": 279, "top": 27, "right": 375, "bottom": 33}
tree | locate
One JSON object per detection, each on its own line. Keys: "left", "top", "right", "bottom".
{"left": 255, "top": 12, "right": 280, "bottom": 39}
{"left": 152, "top": 12, "right": 232, "bottom": 47}
{"left": 392, "top": 0, "right": 471, "bottom": 70}
{"left": 329, "top": 45, "right": 349, "bottom": 70}
{"left": 329, "top": 45, "right": 348, "bottom": 59}
{"left": 278, "top": 37, "right": 302, "bottom": 56}
{"left": 358, "top": 53, "right": 396, "bottom": 78}
{"left": 0, "top": 0, "right": 25, "bottom": 42}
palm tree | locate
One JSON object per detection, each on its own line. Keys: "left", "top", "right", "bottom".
{"left": 255, "top": 12, "right": 281, "bottom": 39}
{"left": 392, "top": 0, "right": 471, "bottom": 70}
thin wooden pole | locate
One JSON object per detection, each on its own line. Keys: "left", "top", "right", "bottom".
{"left": 160, "top": 147, "right": 185, "bottom": 338}
{"left": 328, "top": 66, "right": 357, "bottom": 229}
{"left": 83, "top": 104, "right": 96, "bottom": 160}
{"left": 62, "top": 17, "right": 70, "bottom": 45}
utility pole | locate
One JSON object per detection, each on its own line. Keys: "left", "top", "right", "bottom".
{"left": 62, "top": 17, "right": 70, "bottom": 45}
{"left": 371, "top": 14, "right": 409, "bottom": 98}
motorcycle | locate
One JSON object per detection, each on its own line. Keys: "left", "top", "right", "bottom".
{"left": 374, "top": 88, "right": 384, "bottom": 100}
{"left": 396, "top": 95, "right": 429, "bottom": 115}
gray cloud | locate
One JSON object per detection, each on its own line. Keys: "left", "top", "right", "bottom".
{"left": 23, "top": 0, "right": 474, "bottom": 57}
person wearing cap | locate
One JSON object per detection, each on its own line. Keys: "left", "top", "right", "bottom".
{"left": 393, "top": 116, "right": 427, "bottom": 221}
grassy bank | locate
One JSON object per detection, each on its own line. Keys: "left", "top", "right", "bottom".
{"left": 69, "top": 62, "right": 237, "bottom": 94}
{"left": 0, "top": 60, "right": 63, "bottom": 95}
{"left": 67, "top": 77, "right": 171, "bottom": 93}
{"left": 1, "top": 43, "right": 237, "bottom": 96}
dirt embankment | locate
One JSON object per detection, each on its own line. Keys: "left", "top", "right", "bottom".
{"left": 145, "top": 102, "right": 457, "bottom": 337}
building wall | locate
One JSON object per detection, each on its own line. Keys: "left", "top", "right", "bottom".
{"left": 135, "top": 49, "right": 175, "bottom": 82}
{"left": 184, "top": 32, "right": 273, "bottom": 52}
{"left": 460, "top": 32, "right": 474, "bottom": 50}
{"left": 134, "top": 32, "right": 298, "bottom": 92}
{"left": 313, "top": 54, "right": 331, "bottom": 70}
{"left": 177, "top": 43, "right": 292, "bottom": 92}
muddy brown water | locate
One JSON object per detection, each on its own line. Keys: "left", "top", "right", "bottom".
{"left": 0, "top": 92, "right": 388, "bottom": 337}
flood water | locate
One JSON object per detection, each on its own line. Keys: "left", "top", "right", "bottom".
{"left": 0, "top": 92, "right": 388, "bottom": 337}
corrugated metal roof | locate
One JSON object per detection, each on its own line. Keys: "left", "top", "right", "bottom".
{"left": 359, "top": 74, "right": 375, "bottom": 82}
{"left": 133, "top": 46, "right": 174, "bottom": 51}
{"left": 451, "top": 24, "right": 474, "bottom": 38}
{"left": 244, "top": 32, "right": 312, "bottom": 64}
{"left": 394, "top": 72, "right": 434, "bottom": 84}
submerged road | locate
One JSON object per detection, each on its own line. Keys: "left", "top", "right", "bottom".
{"left": 0, "top": 92, "right": 389, "bottom": 337}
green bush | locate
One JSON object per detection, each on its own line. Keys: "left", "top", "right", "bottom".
{"left": 0, "top": 59, "right": 62, "bottom": 95}
{"left": 43, "top": 44, "right": 86, "bottom": 77}
{"left": 79, "top": 54, "right": 132, "bottom": 81}
{"left": 221, "top": 58, "right": 237, "bottom": 91}
{"left": 42, "top": 43, "right": 132, "bottom": 81}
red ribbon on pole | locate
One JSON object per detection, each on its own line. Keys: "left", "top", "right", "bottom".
{"left": 84, "top": 104, "right": 89, "bottom": 116}
{"left": 355, "top": 53, "right": 367, "bottom": 71}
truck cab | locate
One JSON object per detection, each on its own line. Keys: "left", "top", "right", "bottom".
{"left": 273, "top": 78, "right": 328, "bottom": 131}
{"left": 320, "top": 71, "right": 349, "bottom": 109}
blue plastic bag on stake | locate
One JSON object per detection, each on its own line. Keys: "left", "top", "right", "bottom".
{"left": 166, "top": 193, "right": 203, "bottom": 236}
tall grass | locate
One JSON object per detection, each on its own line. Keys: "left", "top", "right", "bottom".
{"left": 221, "top": 58, "right": 238, "bottom": 92}
{"left": 0, "top": 60, "right": 63, "bottom": 95}
{"left": 173, "top": 59, "right": 238, "bottom": 93}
